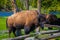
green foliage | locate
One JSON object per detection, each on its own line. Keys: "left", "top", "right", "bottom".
{"left": 29, "top": 0, "right": 37, "bottom": 8}
{"left": 0, "top": 0, "right": 25, "bottom": 11}
{"left": 16, "top": 0, "right": 25, "bottom": 10}
{"left": 41, "top": 0, "right": 52, "bottom": 8}
{"left": 0, "top": 0, "right": 60, "bottom": 12}
{"left": 0, "top": 17, "right": 6, "bottom": 30}
{"left": 0, "top": 0, "right": 12, "bottom": 11}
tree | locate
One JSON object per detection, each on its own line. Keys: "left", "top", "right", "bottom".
{"left": 37, "top": 0, "right": 41, "bottom": 14}
{"left": 25, "top": 0, "right": 29, "bottom": 10}
{"left": 11, "top": 0, "right": 20, "bottom": 13}
{"left": 31, "top": 0, "right": 37, "bottom": 8}
{"left": 0, "top": 0, "right": 60, "bottom": 12}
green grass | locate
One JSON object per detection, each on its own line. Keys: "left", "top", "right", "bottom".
{"left": 0, "top": 17, "right": 7, "bottom": 30}
{"left": 0, "top": 17, "right": 8, "bottom": 40}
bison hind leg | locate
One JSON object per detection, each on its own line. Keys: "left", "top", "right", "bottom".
{"left": 15, "top": 28, "right": 21, "bottom": 36}
{"left": 24, "top": 26, "right": 30, "bottom": 34}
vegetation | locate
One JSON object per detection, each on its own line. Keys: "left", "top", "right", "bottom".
{"left": 0, "top": 0, "right": 60, "bottom": 13}
{"left": 0, "top": 17, "right": 6, "bottom": 30}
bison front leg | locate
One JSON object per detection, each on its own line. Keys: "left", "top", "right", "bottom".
{"left": 8, "top": 27, "right": 16, "bottom": 37}
{"left": 8, "top": 27, "right": 12, "bottom": 38}
{"left": 40, "top": 22, "right": 44, "bottom": 30}
{"left": 24, "top": 26, "right": 30, "bottom": 34}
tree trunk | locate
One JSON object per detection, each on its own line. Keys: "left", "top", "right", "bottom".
{"left": 11, "top": 0, "right": 19, "bottom": 13}
{"left": 14, "top": 0, "right": 20, "bottom": 12}
{"left": 37, "top": 0, "right": 41, "bottom": 14}
{"left": 25, "top": 0, "right": 29, "bottom": 10}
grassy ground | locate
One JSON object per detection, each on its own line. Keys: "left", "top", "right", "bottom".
{"left": 0, "top": 14, "right": 60, "bottom": 40}
{"left": 0, "top": 17, "right": 8, "bottom": 40}
{"left": 0, "top": 17, "right": 6, "bottom": 30}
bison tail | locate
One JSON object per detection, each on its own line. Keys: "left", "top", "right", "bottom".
{"left": 6, "top": 18, "right": 8, "bottom": 28}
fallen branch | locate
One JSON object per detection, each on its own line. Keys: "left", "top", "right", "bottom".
{"left": 44, "top": 24, "right": 60, "bottom": 28}
{"left": 9, "top": 30, "right": 60, "bottom": 40}
{"left": 40, "top": 30, "right": 60, "bottom": 34}
{"left": 9, "top": 34, "right": 31, "bottom": 40}
{"left": 40, "top": 33, "right": 60, "bottom": 40}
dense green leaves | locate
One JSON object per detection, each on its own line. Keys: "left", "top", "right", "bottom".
{"left": 16, "top": 0, "right": 25, "bottom": 10}
{"left": 0, "top": 0, "right": 12, "bottom": 11}
{"left": 0, "top": 0, "right": 60, "bottom": 11}
{"left": 29, "top": 0, "right": 37, "bottom": 8}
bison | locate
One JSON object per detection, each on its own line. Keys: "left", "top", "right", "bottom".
{"left": 6, "top": 10, "right": 46, "bottom": 37}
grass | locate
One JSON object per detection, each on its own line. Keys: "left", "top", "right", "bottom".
{"left": 0, "top": 17, "right": 8, "bottom": 40}
{"left": 0, "top": 14, "right": 60, "bottom": 40}
{"left": 0, "top": 17, "right": 5, "bottom": 40}
{"left": 0, "top": 17, "right": 7, "bottom": 30}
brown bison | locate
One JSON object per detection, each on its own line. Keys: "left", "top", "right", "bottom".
{"left": 6, "top": 10, "right": 46, "bottom": 37}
